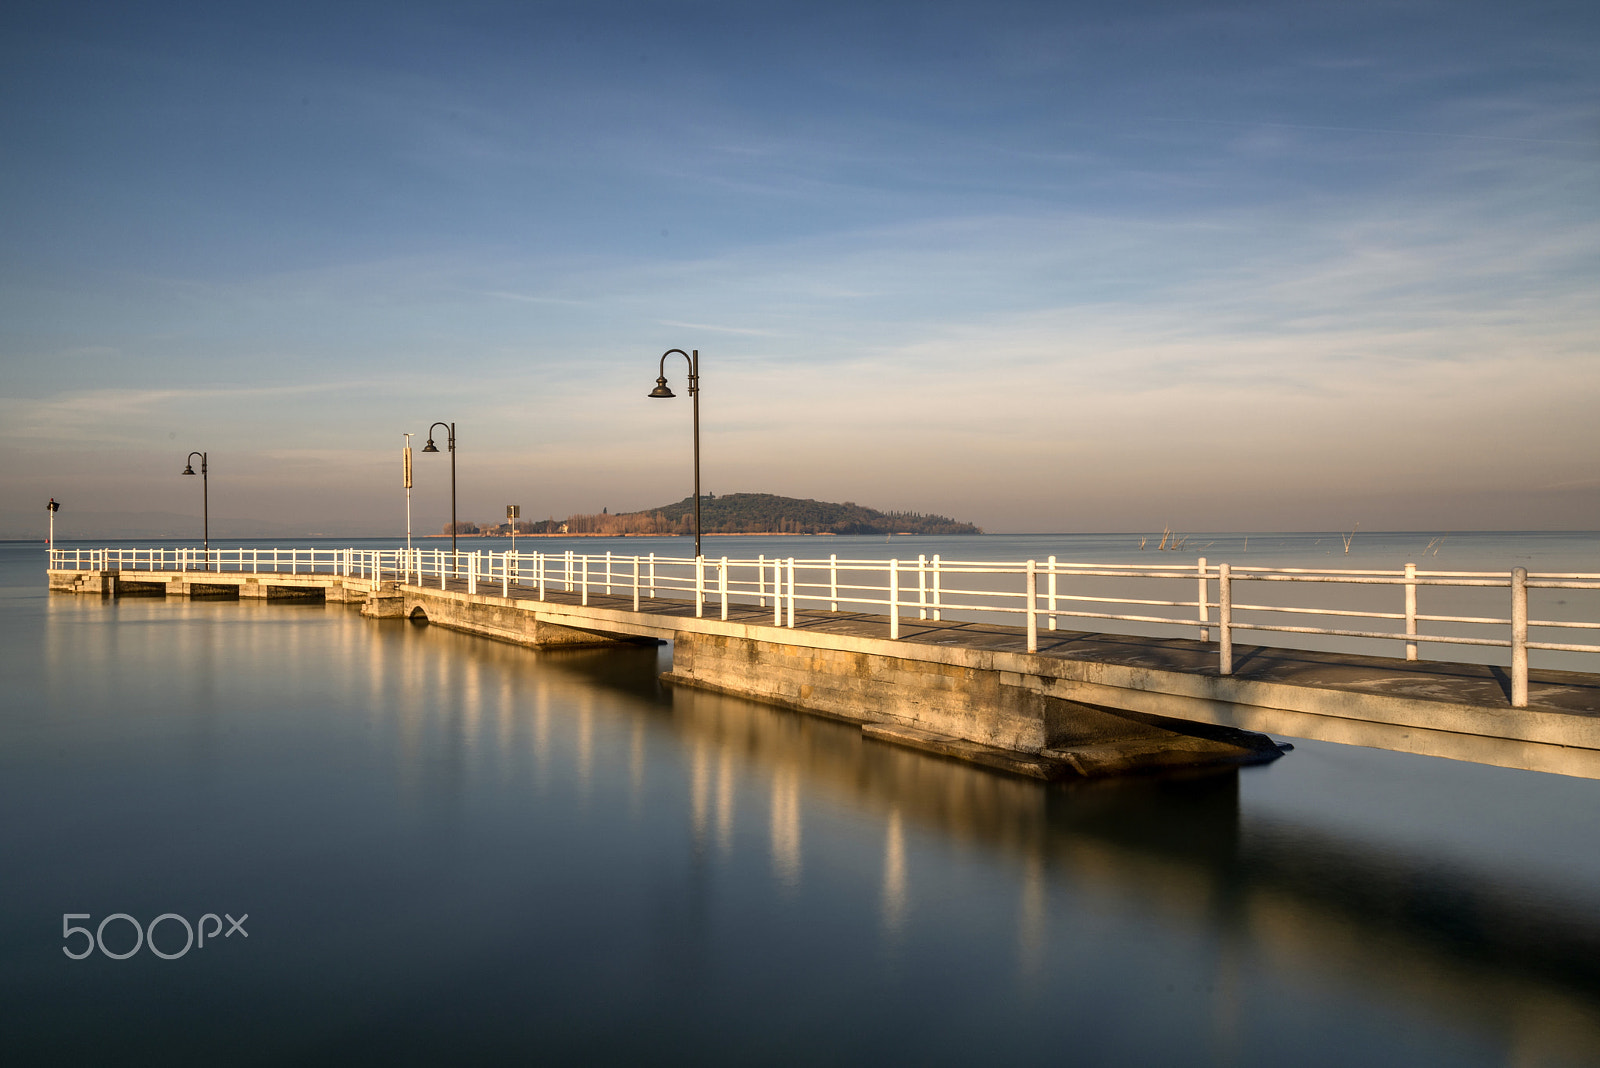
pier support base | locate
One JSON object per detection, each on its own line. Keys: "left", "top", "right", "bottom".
{"left": 376, "top": 588, "right": 657, "bottom": 649}
{"left": 49, "top": 570, "right": 116, "bottom": 595}
{"left": 665, "top": 631, "right": 1285, "bottom": 780}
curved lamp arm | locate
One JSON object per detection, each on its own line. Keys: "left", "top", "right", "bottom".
{"left": 653, "top": 349, "right": 699, "bottom": 396}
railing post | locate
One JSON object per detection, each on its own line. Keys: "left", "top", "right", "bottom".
{"left": 605, "top": 550, "right": 613, "bottom": 595}
{"left": 720, "top": 557, "right": 729, "bottom": 621}
{"left": 581, "top": 554, "right": 589, "bottom": 606}
{"left": 1026, "top": 560, "right": 1038, "bottom": 653}
{"left": 1047, "top": 555, "right": 1057, "bottom": 630}
{"left": 439, "top": 548, "right": 445, "bottom": 590}
{"left": 695, "top": 556, "right": 704, "bottom": 619}
{"left": 565, "top": 549, "right": 573, "bottom": 592}
{"left": 773, "top": 559, "right": 781, "bottom": 626}
{"left": 1511, "top": 567, "right": 1528, "bottom": 707}
{"left": 889, "top": 559, "right": 899, "bottom": 640}
{"left": 830, "top": 554, "right": 838, "bottom": 612}
{"left": 1405, "top": 562, "right": 1418, "bottom": 660}
{"left": 787, "top": 558, "right": 796, "bottom": 628}
{"left": 1197, "top": 557, "right": 1210, "bottom": 641}
{"left": 649, "top": 553, "right": 657, "bottom": 598}
{"left": 502, "top": 552, "right": 509, "bottom": 597}
{"left": 758, "top": 553, "right": 767, "bottom": 607}
{"left": 1219, "top": 563, "right": 1233, "bottom": 675}
{"left": 633, "top": 556, "right": 640, "bottom": 612}
{"left": 918, "top": 554, "right": 927, "bottom": 620}
{"left": 538, "top": 552, "right": 546, "bottom": 601}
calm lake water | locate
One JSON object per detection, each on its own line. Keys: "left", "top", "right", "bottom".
{"left": 5, "top": 533, "right": 1600, "bottom": 1065}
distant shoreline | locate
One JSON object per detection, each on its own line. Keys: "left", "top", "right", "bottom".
{"left": 423, "top": 531, "right": 919, "bottom": 538}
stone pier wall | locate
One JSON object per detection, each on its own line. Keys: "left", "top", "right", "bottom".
{"left": 665, "top": 631, "right": 1283, "bottom": 777}
{"left": 381, "top": 587, "right": 651, "bottom": 650}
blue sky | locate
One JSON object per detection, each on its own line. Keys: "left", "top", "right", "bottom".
{"left": 2, "top": 0, "right": 1597, "bottom": 536}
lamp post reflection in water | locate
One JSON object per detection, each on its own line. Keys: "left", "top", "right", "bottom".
{"left": 882, "top": 808, "right": 908, "bottom": 937}
{"left": 770, "top": 765, "right": 802, "bottom": 889}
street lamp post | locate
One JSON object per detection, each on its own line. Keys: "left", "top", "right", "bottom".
{"left": 403, "top": 433, "right": 414, "bottom": 561}
{"left": 47, "top": 498, "right": 60, "bottom": 555}
{"left": 421, "top": 422, "right": 457, "bottom": 573}
{"left": 182, "top": 452, "right": 208, "bottom": 569}
{"left": 648, "top": 348, "right": 702, "bottom": 559}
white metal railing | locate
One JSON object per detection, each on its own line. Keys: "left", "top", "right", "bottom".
{"left": 48, "top": 547, "right": 1600, "bottom": 708}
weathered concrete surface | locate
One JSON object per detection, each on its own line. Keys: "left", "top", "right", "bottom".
{"left": 51, "top": 569, "right": 358, "bottom": 602}
{"left": 662, "top": 629, "right": 1284, "bottom": 779}
{"left": 391, "top": 587, "right": 652, "bottom": 649}
{"left": 49, "top": 569, "right": 116, "bottom": 595}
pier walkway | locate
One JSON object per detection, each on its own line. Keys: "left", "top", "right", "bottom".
{"left": 48, "top": 547, "right": 1600, "bottom": 780}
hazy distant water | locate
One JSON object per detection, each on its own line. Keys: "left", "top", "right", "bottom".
{"left": 5, "top": 535, "right": 1600, "bottom": 1064}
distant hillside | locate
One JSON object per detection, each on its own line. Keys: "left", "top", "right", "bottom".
{"left": 507, "top": 493, "right": 981, "bottom": 536}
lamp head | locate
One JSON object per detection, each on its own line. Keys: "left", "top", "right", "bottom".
{"left": 421, "top": 439, "right": 439, "bottom": 453}
{"left": 648, "top": 376, "right": 675, "bottom": 399}
{"left": 182, "top": 464, "right": 195, "bottom": 476}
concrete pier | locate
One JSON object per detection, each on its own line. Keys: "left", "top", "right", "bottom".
{"left": 47, "top": 565, "right": 1600, "bottom": 780}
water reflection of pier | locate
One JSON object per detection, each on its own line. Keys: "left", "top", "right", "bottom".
{"left": 525, "top": 644, "right": 1600, "bottom": 1065}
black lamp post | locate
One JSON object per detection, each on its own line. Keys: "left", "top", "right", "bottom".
{"left": 182, "top": 451, "right": 208, "bottom": 569}
{"left": 648, "top": 348, "right": 701, "bottom": 559}
{"left": 422, "top": 422, "right": 457, "bottom": 571}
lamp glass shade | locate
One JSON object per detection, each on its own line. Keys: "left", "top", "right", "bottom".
{"left": 648, "top": 377, "right": 675, "bottom": 398}
{"left": 421, "top": 440, "right": 439, "bottom": 453}
{"left": 182, "top": 465, "right": 195, "bottom": 476}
